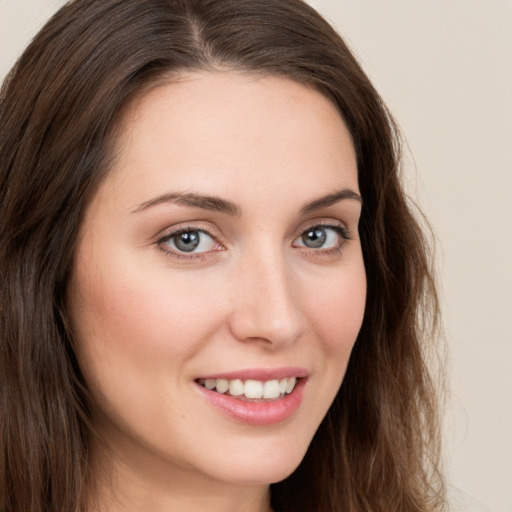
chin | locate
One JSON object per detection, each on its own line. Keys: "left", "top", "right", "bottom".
{"left": 206, "top": 437, "right": 310, "bottom": 486}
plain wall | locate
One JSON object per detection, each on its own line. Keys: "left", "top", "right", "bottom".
{"left": 1, "top": 1, "right": 511, "bottom": 511}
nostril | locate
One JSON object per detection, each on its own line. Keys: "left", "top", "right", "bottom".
{"left": 226, "top": 257, "right": 305, "bottom": 346}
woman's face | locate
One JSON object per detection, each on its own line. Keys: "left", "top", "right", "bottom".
{"left": 69, "top": 72, "right": 366, "bottom": 491}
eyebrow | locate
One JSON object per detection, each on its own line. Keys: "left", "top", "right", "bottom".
{"left": 300, "top": 188, "right": 362, "bottom": 214}
{"left": 132, "top": 192, "right": 241, "bottom": 216}
{"left": 132, "top": 188, "right": 362, "bottom": 216}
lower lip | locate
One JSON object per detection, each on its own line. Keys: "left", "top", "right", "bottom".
{"left": 195, "top": 379, "right": 306, "bottom": 426}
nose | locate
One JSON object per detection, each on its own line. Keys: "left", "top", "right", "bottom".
{"left": 227, "top": 248, "right": 306, "bottom": 349}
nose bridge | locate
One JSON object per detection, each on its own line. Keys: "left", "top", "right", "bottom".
{"left": 229, "top": 243, "right": 304, "bottom": 347}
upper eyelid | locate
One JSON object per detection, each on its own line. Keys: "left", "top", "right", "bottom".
{"left": 158, "top": 228, "right": 214, "bottom": 246}
{"left": 161, "top": 226, "right": 212, "bottom": 238}
{"left": 299, "top": 215, "right": 349, "bottom": 226}
{"left": 295, "top": 218, "right": 351, "bottom": 235}
{"left": 156, "top": 222, "right": 222, "bottom": 242}
{"left": 303, "top": 220, "right": 347, "bottom": 229}
{"left": 293, "top": 223, "right": 351, "bottom": 243}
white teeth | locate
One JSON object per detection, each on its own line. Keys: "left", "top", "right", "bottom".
{"left": 215, "top": 379, "right": 229, "bottom": 394}
{"left": 286, "top": 377, "right": 296, "bottom": 394}
{"left": 244, "top": 380, "right": 263, "bottom": 399}
{"left": 205, "top": 379, "right": 216, "bottom": 390}
{"left": 228, "top": 379, "right": 244, "bottom": 396}
{"left": 201, "top": 377, "right": 299, "bottom": 399}
{"left": 263, "top": 380, "right": 281, "bottom": 399}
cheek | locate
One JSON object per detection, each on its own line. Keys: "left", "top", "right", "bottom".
{"left": 68, "top": 261, "right": 227, "bottom": 447}
{"left": 284, "top": 264, "right": 366, "bottom": 454}
{"left": 71, "top": 262, "right": 223, "bottom": 367}
{"left": 305, "top": 267, "right": 366, "bottom": 356}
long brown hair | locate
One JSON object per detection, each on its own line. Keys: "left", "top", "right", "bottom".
{"left": 0, "top": 1, "right": 445, "bottom": 511}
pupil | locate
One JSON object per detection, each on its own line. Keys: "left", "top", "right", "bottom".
{"left": 175, "top": 231, "right": 200, "bottom": 252}
{"left": 303, "top": 228, "right": 326, "bottom": 248}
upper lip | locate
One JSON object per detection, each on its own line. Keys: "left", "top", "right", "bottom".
{"left": 197, "top": 367, "right": 309, "bottom": 381}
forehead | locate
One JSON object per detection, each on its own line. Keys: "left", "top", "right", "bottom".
{"left": 102, "top": 71, "right": 358, "bottom": 212}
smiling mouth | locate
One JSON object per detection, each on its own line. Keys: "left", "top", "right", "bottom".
{"left": 196, "top": 377, "right": 299, "bottom": 401}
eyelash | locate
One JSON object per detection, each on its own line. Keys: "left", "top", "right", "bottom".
{"left": 295, "top": 224, "right": 352, "bottom": 257}
{"left": 157, "top": 226, "right": 219, "bottom": 261}
{"left": 156, "top": 222, "right": 352, "bottom": 261}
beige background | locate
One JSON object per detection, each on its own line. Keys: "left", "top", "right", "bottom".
{"left": 1, "top": 1, "right": 511, "bottom": 511}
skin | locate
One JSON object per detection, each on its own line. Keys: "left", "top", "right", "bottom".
{"left": 68, "top": 72, "right": 366, "bottom": 512}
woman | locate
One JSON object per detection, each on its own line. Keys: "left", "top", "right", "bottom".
{"left": 0, "top": 0, "right": 445, "bottom": 511}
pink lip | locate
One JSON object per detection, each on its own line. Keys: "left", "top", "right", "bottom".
{"left": 194, "top": 370, "right": 307, "bottom": 426}
{"left": 198, "top": 366, "right": 308, "bottom": 381}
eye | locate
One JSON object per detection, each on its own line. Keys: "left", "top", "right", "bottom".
{"left": 160, "top": 229, "right": 218, "bottom": 254}
{"left": 293, "top": 225, "right": 350, "bottom": 250}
